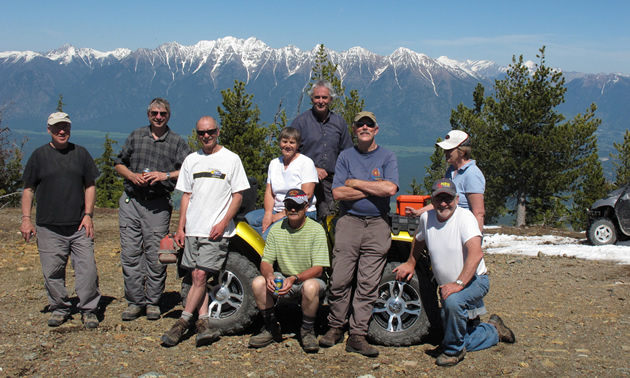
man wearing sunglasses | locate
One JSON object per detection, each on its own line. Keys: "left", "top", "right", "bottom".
{"left": 394, "top": 178, "right": 515, "bottom": 367}
{"left": 320, "top": 111, "right": 399, "bottom": 357}
{"left": 290, "top": 80, "right": 353, "bottom": 219}
{"left": 115, "top": 98, "right": 191, "bottom": 321}
{"left": 248, "top": 188, "right": 330, "bottom": 353}
{"left": 161, "top": 116, "right": 249, "bottom": 347}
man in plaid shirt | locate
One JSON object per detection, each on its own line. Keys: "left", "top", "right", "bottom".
{"left": 115, "top": 98, "right": 191, "bottom": 321}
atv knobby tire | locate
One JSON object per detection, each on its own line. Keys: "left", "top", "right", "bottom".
{"left": 367, "top": 261, "right": 435, "bottom": 346}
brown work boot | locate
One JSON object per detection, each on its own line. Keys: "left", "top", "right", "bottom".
{"left": 319, "top": 327, "right": 343, "bottom": 348}
{"left": 488, "top": 314, "right": 516, "bottom": 343}
{"left": 436, "top": 348, "right": 466, "bottom": 367}
{"left": 300, "top": 327, "right": 319, "bottom": 353}
{"left": 345, "top": 335, "right": 379, "bottom": 357}
{"left": 249, "top": 322, "right": 282, "bottom": 348}
{"left": 195, "top": 318, "right": 220, "bottom": 347}
{"left": 161, "top": 318, "right": 189, "bottom": 347}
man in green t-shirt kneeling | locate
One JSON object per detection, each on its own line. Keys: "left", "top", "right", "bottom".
{"left": 248, "top": 189, "right": 330, "bottom": 353}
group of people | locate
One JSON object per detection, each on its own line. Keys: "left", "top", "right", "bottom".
{"left": 20, "top": 80, "right": 514, "bottom": 367}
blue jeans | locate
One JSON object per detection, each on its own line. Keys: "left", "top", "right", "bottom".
{"left": 441, "top": 274, "right": 498, "bottom": 354}
{"left": 245, "top": 208, "right": 317, "bottom": 240}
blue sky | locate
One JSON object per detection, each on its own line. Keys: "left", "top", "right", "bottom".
{"left": 2, "top": 0, "right": 629, "bottom": 74}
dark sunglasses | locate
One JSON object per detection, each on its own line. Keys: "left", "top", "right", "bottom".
{"left": 355, "top": 121, "right": 376, "bottom": 128}
{"left": 434, "top": 195, "right": 455, "bottom": 204}
{"left": 196, "top": 129, "right": 218, "bottom": 136}
{"left": 150, "top": 111, "right": 168, "bottom": 117}
{"left": 285, "top": 201, "right": 307, "bottom": 211}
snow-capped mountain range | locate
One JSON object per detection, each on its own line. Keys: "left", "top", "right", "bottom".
{"left": 1, "top": 36, "right": 628, "bottom": 183}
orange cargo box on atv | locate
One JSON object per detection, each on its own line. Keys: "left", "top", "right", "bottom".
{"left": 396, "top": 195, "right": 431, "bottom": 215}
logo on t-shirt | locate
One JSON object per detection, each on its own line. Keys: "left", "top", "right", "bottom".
{"left": 371, "top": 168, "right": 383, "bottom": 181}
{"left": 193, "top": 170, "right": 226, "bottom": 180}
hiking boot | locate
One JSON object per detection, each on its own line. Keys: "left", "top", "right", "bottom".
{"left": 488, "top": 314, "right": 516, "bottom": 343}
{"left": 47, "top": 313, "right": 68, "bottom": 327}
{"left": 82, "top": 312, "right": 99, "bottom": 329}
{"left": 121, "top": 305, "right": 144, "bottom": 321}
{"left": 146, "top": 305, "right": 161, "bottom": 320}
{"left": 345, "top": 335, "right": 379, "bottom": 357}
{"left": 195, "top": 318, "right": 220, "bottom": 347}
{"left": 161, "top": 318, "right": 189, "bottom": 347}
{"left": 436, "top": 348, "right": 466, "bottom": 367}
{"left": 319, "top": 327, "right": 343, "bottom": 348}
{"left": 300, "top": 327, "right": 319, "bottom": 353}
{"left": 249, "top": 323, "right": 281, "bottom": 348}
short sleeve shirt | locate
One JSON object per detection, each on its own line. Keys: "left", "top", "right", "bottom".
{"left": 444, "top": 160, "right": 485, "bottom": 210}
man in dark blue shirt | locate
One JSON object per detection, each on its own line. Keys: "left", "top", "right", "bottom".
{"left": 290, "top": 80, "right": 353, "bottom": 218}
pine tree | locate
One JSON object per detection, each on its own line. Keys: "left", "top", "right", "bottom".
{"left": 0, "top": 113, "right": 24, "bottom": 207}
{"left": 450, "top": 47, "right": 602, "bottom": 227}
{"left": 56, "top": 94, "right": 66, "bottom": 112}
{"left": 421, "top": 138, "right": 447, "bottom": 195}
{"left": 95, "top": 134, "right": 124, "bottom": 208}
{"left": 611, "top": 129, "right": 630, "bottom": 188}
{"left": 217, "top": 80, "right": 280, "bottom": 205}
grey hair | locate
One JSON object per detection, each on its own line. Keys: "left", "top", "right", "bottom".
{"left": 307, "top": 80, "right": 337, "bottom": 100}
{"left": 147, "top": 98, "right": 171, "bottom": 114}
{"left": 278, "top": 127, "right": 302, "bottom": 146}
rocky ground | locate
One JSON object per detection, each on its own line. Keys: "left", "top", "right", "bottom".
{"left": 0, "top": 207, "right": 628, "bottom": 377}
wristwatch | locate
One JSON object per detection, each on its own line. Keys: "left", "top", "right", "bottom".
{"left": 85, "top": 213, "right": 93, "bottom": 218}
{"left": 455, "top": 279, "right": 464, "bottom": 287}
{"left": 165, "top": 172, "right": 171, "bottom": 180}
{"left": 292, "top": 275, "right": 300, "bottom": 284}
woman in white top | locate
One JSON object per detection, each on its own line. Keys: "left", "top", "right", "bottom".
{"left": 245, "top": 127, "right": 318, "bottom": 239}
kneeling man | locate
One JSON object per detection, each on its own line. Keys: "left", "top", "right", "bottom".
{"left": 249, "top": 189, "right": 330, "bottom": 353}
{"left": 394, "top": 178, "right": 515, "bottom": 367}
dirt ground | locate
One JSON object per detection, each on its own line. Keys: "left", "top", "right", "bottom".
{"left": 0, "top": 207, "right": 628, "bottom": 377}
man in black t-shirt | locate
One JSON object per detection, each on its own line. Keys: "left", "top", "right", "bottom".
{"left": 20, "top": 112, "right": 101, "bottom": 329}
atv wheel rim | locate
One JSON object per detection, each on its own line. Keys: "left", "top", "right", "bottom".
{"left": 372, "top": 280, "right": 422, "bottom": 332}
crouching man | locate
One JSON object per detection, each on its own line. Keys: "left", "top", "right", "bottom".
{"left": 249, "top": 189, "right": 330, "bottom": 353}
{"left": 394, "top": 178, "right": 515, "bottom": 367}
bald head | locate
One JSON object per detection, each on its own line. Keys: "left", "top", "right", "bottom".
{"left": 196, "top": 116, "right": 218, "bottom": 130}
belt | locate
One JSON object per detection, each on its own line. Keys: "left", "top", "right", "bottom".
{"left": 127, "top": 192, "right": 168, "bottom": 202}
{"left": 347, "top": 213, "right": 383, "bottom": 220}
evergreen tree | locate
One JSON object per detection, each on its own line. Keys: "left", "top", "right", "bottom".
{"left": 450, "top": 47, "right": 602, "bottom": 227}
{"left": 421, "top": 138, "right": 447, "bottom": 195}
{"left": 95, "top": 134, "right": 124, "bottom": 208}
{"left": 56, "top": 94, "right": 66, "bottom": 112}
{"left": 611, "top": 129, "right": 630, "bottom": 188}
{"left": 217, "top": 80, "right": 280, "bottom": 205}
{"left": 186, "top": 128, "right": 203, "bottom": 152}
{"left": 0, "top": 111, "right": 24, "bottom": 207}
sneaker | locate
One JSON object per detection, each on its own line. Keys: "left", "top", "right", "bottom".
{"left": 83, "top": 312, "right": 99, "bottom": 329}
{"left": 161, "top": 318, "right": 189, "bottom": 347}
{"left": 195, "top": 318, "right": 220, "bottom": 347}
{"left": 488, "top": 314, "right": 516, "bottom": 343}
{"left": 436, "top": 348, "right": 466, "bottom": 367}
{"left": 300, "top": 327, "right": 319, "bottom": 353}
{"left": 319, "top": 327, "right": 343, "bottom": 348}
{"left": 249, "top": 323, "right": 282, "bottom": 348}
{"left": 47, "top": 313, "right": 68, "bottom": 327}
{"left": 146, "top": 305, "right": 161, "bottom": 321}
{"left": 345, "top": 335, "right": 379, "bottom": 357}
{"left": 121, "top": 305, "right": 144, "bottom": 321}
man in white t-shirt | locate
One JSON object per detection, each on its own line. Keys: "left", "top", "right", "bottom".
{"left": 394, "top": 178, "right": 514, "bottom": 367}
{"left": 161, "top": 116, "right": 250, "bottom": 348}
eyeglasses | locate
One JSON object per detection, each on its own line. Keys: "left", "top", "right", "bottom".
{"left": 49, "top": 124, "right": 70, "bottom": 134}
{"left": 196, "top": 129, "right": 218, "bottom": 136}
{"left": 355, "top": 121, "right": 376, "bottom": 128}
{"left": 150, "top": 111, "right": 168, "bottom": 117}
{"left": 434, "top": 195, "right": 455, "bottom": 204}
{"left": 285, "top": 201, "right": 307, "bottom": 211}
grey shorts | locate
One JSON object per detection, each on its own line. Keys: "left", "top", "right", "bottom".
{"left": 181, "top": 236, "right": 228, "bottom": 273}
{"left": 274, "top": 272, "right": 327, "bottom": 303}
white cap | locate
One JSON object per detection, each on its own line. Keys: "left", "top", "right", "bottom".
{"left": 436, "top": 130, "right": 469, "bottom": 150}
